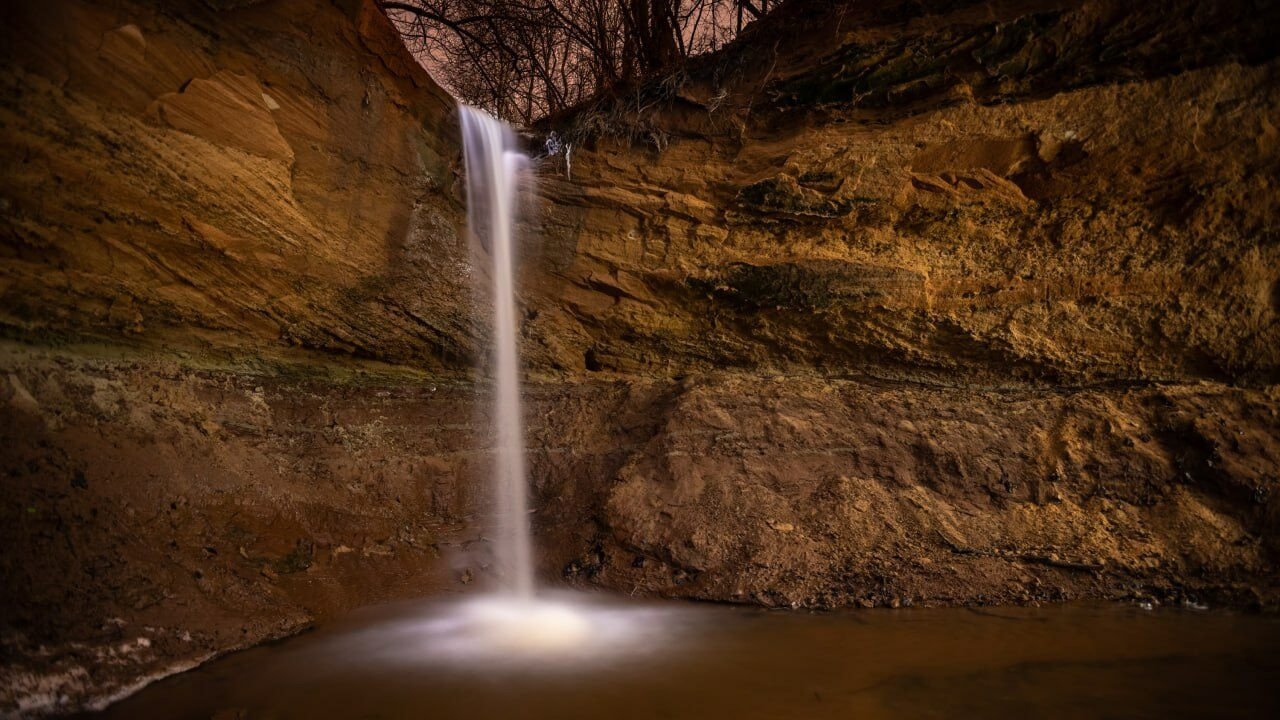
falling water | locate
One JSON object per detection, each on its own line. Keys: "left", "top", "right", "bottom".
{"left": 460, "top": 106, "right": 535, "bottom": 598}
{"left": 451, "top": 107, "right": 650, "bottom": 654}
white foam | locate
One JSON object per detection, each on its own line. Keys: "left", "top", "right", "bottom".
{"left": 304, "top": 593, "right": 691, "bottom": 671}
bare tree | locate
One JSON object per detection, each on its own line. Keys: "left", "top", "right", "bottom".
{"left": 382, "top": 1, "right": 776, "bottom": 123}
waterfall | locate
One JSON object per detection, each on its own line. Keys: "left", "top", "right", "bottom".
{"left": 460, "top": 106, "right": 535, "bottom": 598}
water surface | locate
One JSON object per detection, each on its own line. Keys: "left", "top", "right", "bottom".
{"left": 89, "top": 594, "right": 1280, "bottom": 719}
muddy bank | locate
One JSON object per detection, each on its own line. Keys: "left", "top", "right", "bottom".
{"left": 0, "top": 344, "right": 466, "bottom": 713}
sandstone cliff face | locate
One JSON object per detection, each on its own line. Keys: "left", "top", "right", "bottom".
{"left": 0, "top": 0, "right": 482, "bottom": 713}
{"left": 522, "top": 0, "right": 1280, "bottom": 614}
{"left": 527, "top": 0, "right": 1280, "bottom": 384}
{"left": 1, "top": 0, "right": 1278, "bottom": 715}
{"left": 1, "top": 0, "right": 473, "bottom": 367}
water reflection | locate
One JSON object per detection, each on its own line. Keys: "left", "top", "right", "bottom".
{"left": 87, "top": 596, "right": 1280, "bottom": 720}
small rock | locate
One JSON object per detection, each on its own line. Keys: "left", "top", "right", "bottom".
{"left": 6, "top": 374, "right": 40, "bottom": 414}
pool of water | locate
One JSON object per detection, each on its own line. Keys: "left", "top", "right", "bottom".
{"left": 85, "top": 592, "right": 1280, "bottom": 719}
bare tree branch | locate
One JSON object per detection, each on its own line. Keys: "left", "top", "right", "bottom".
{"left": 382, "top": 0, "right": 779, "bottom": 122}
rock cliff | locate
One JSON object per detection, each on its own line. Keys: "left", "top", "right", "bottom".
{"left": 1, "top": 0, "right": 478, "bottom": 712}
{"left": 1, "top": 0, "right": 471, "bottom": 367}
{"left": 2, "top": 0, "right": 1278, "bottom": 714}
{"left": 525, "top": 0, "right": 1280, "bottom": 622}
{"left": 528, "top": 0, "right": 1280, "bottom": 384}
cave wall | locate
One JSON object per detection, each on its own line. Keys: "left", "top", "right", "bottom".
{"left": 2, "top": 0, "right": 1279, "bottom": 715}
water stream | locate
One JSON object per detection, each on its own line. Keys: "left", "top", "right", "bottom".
{"left": 459, "top": 105, "right": 535, "bottom": 599}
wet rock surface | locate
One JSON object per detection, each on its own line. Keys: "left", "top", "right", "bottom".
{"left": 2, "top": 0, "right": 1278, "bottom": 715}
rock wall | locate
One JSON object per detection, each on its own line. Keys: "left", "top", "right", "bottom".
{"left": 2, "top": 0, "right": 1278, "bottom": 715}
{"left": 522, "top": 0, "right": 1280, "bottom": 613}
{"left": 578, "top": 376, "right": 1280, "bottom": 609}
{"left": 0, "top": 0, "right": 472, "bottom": 366}
{"left": 526, "top": 0, "right": 1280, "bottom": 385}
{"left": 0, "top": 0, "right": 483, "bottom": 713}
